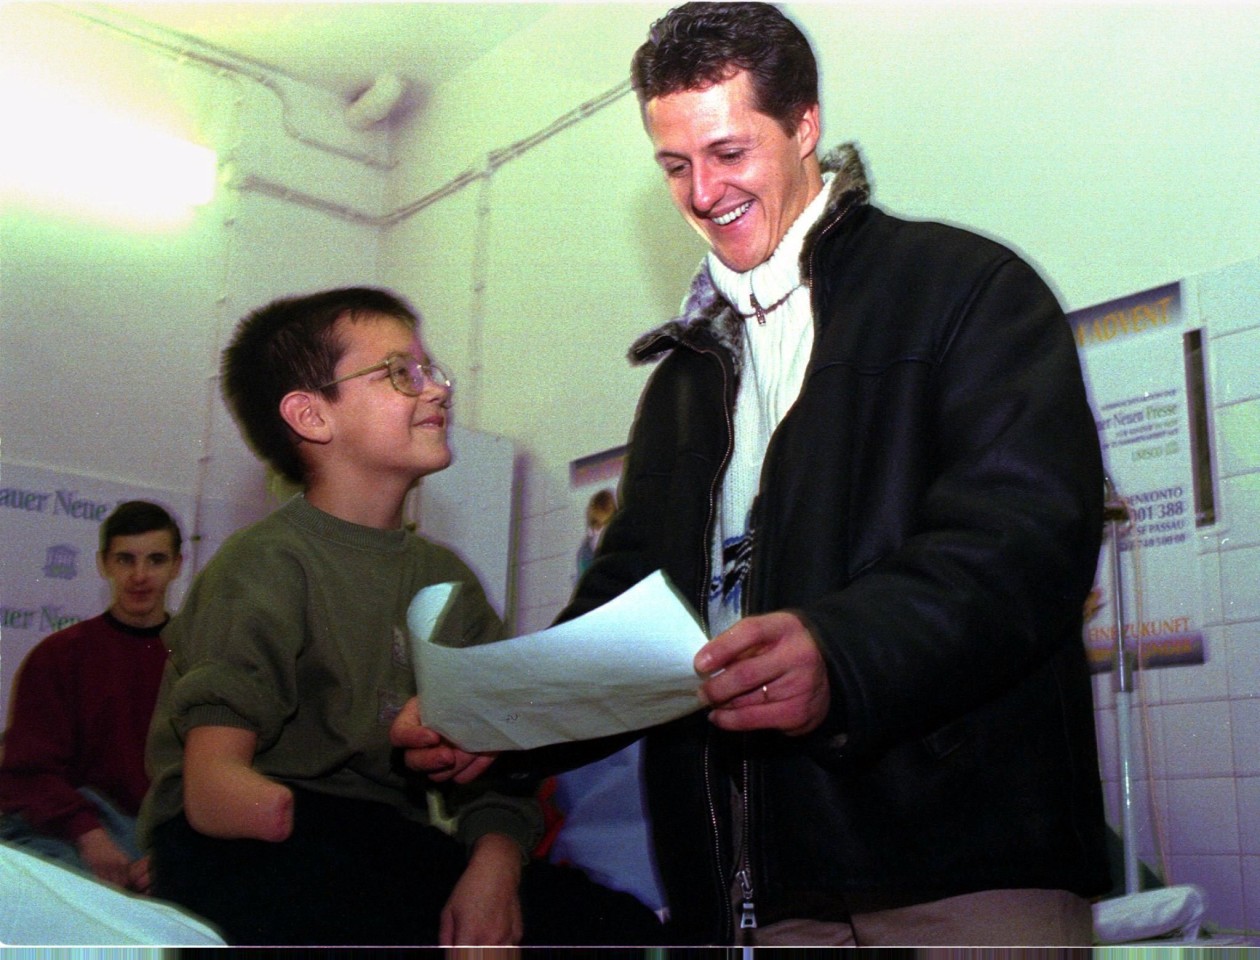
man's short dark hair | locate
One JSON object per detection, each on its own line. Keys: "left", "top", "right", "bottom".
{"left": 100, "top": 500, "right": 182, "bottom": 555}
{"left": 221, "top": 286, "right": 420, "bottom": 487}
{"left": 631, "top": 2, "right": 819, "bottom": 135}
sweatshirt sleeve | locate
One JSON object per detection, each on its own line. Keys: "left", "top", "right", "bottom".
{"left": 421, "top": 549, "right": 545, "bottom": 855}
{"left": 159, "top": 538, "right": 309, "bottom": 750}
{"left": 0, "top": 638, "right": 102, "bottom": 842}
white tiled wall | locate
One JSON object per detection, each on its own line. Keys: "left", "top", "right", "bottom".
{"left": 511, "top": 455, "right": 597, "bottom": 636}
{"left": 1095, "top": 256, "right": 1260, "bottom": 936}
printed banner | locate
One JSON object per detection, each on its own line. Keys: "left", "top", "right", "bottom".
{"left": 0, "top": 463, "right": 200, "bottom": 721}
{"left": 1070, "top": 282, "right": 1205, "bottom": 673}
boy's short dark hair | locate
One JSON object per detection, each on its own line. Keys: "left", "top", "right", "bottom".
{"left": 221, "top": 287, "right": 420, "bottom": 486}
{"left": 631, "top": 2, "right": 819, "bottom": 136}
{"left": 100, "top": 500, "right": 182, "bottom": 555}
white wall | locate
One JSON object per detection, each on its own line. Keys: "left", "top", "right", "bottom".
{"left": 1077, "top": 260, "right": 1260, "bottom": 934}
{"left": 1, "top": 3, "right": 386, "bottom": 579}
{"left": 0, "top": 3, "right": 386, "bottom": 713}
{"left": 0, "top": 5, "right": 518, "bottom": 706}
{"left": 1204, "top": 260, "right": 1260, "bottom": 937}
{"left": 3, "top": 0, "right": 1259, "bottom": 937}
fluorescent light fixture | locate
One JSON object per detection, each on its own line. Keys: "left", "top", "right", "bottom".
{"left": 0, "top": 71, "right": 217, "bottom": 228}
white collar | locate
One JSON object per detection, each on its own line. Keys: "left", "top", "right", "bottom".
{"left": 706, "top": 171, "right": 835, "bottom": 321}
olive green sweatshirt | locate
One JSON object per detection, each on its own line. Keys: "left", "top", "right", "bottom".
{"left": 140, "top": 494, "right": 541, "bottom": 853}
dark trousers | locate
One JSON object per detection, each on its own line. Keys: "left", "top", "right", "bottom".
{"left": 151, "top": 788, "right": 663, "bottom": 946}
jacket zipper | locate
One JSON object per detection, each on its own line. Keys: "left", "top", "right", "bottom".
{"left": 801, "top": 191, "right": 860, "bottom": 294}
{"left": 729, "top": 186, "right": 847, "bottom": 930}
{"left": 736, "top": 752, "right": 758, "bottom": 932}
{"left": 736, "top": 500, "right": 762, "bottom": 935}
{"left": 723, "top": 191, "right": 861, "bottom": 937}
{"left": 697, "top": 340, "right": 734, "bottom": 624}
{"left": 695, "top": 338, "right": 740, "bottom": 941}
{"left": 701, "top": 733, "right": 733, "bottom": 938}
{"left": 653, "top": 185, "right": 863, "bottom": 943}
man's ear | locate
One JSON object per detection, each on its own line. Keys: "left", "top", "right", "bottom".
{"left": 279, "top": 390, "right": 332, "bottom": 444}
{"left": 795, "top": 102, "right": 821, "bottom": 160}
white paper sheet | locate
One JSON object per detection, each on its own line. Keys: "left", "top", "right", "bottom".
{"left": 408, "top": 570, "right": 707, "bottom": 751}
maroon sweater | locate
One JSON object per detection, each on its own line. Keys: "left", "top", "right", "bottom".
{"left": 0, "top": 612, "right": 167, "bottom": 842}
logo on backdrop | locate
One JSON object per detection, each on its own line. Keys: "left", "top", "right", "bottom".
{"left": 43, "top": 543, "right": 79, "bottom": 581}
{"left": 1069, "top": 281, "right": 1204, "bottom": 672}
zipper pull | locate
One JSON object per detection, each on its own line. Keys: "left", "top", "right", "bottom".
{"left": 736, "top": 867, "right": 758, "bottom": 929}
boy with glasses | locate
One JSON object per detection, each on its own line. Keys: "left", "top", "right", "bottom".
{"left": 139, "top": 287, "right": 659, "bottom": 946}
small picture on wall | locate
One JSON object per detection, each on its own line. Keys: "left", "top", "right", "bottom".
{"left": 569, "top": 445, "right": 626, "bottom": 489}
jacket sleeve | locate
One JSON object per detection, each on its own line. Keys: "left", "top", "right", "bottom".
{"left": 0, "top": 640, "right": 103, "bottom": 842}
{"left": 799, "top": 252, "right": 1104, "bottom": 759}
{"left": 558, "top": 341, "right": 731, "bottom": 630}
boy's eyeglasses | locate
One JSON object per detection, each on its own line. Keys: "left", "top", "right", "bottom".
{"left": 319, "top": 353, "right": 451, "bottom": 398}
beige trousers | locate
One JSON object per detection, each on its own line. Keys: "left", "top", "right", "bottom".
{"left": 742, "top": 888, "right": 1095, "bottom": 947}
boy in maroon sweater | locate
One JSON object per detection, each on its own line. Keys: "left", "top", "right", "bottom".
{"left": 0, "top": 500, "right": 182, "bottom": 891}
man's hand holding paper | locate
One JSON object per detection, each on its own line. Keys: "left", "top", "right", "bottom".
{"left": 405, "top": 570, "right": 707, "bottom": 753}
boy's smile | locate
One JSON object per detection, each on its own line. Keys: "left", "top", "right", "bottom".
{"left": 325, "top": 314, "right": 453, "bottom": 485}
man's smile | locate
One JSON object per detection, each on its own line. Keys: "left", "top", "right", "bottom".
{"left": 712, "top": 201, "right": 752, "bottom": 227}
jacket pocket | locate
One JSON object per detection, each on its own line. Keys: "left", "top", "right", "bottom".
{"left": 921, "top": 716, "right": 970, "bottom": 760}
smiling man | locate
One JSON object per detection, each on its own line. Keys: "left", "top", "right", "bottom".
{"left": 558, "top": 1, "right": 1110, "bottom": 947}
{"left": 0, "top": 500, "right": 183, "bottom": 892}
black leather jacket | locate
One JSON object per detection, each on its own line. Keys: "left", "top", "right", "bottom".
{"left": 561, "top": 144, "right": 1110, "bottom": 943}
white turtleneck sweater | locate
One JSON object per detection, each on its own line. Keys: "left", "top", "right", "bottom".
{"left": 705, "top": 172, "right": 834, "bottom": 637}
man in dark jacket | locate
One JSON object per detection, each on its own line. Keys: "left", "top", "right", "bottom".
{"left": 577, "top": 1, "right": 1109, "bottom": 945}
{"left": 397, "top": 1, "right": 1109, "bottom": 946}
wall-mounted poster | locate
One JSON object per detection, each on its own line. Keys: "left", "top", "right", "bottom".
{"left": 1070, "top": 282, "right": 1211, "bottom": 673}
{"left": 569, "top": 445, "right": 627, "bottom": 490}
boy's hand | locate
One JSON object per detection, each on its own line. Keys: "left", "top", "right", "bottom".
{"left": 128, "top": 854, "right": 153, "bottom": 894}
{"left": 75, "top": 827, "right": 133, "bottom": 888}
{"left": 389, "top": 696, "right": 497, "bottom": 784}
{"left": 439, "top": 833, "right": 523, "bottom": 946}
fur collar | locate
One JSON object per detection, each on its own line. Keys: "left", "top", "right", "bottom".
{"left": 630, "top": 141, "right": 870, "bottom": 367}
